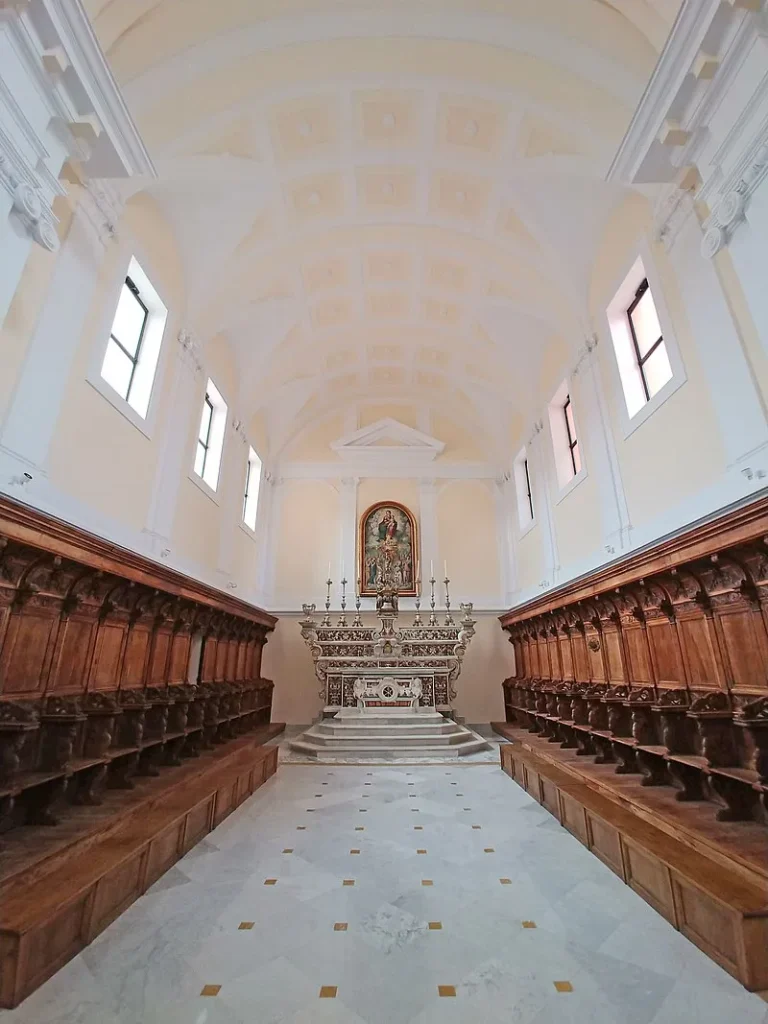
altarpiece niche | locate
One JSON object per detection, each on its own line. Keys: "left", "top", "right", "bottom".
{"left": 359, "top": 501, "right": 418, "bottom": 597}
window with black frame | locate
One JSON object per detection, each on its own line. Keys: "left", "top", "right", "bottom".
{"left": 243, "top": 447, "right": 261, "bottom": 530}
{"left": 563, "top": 394, "right": 580, "bottom": 476}
{"left": 523, "top": 457, "right": 534, "bottom": 521}
{"left": 101, "top": 277, "right": 148, "bottom": 404}
{"left": 195, "top": 393, "right": 214, "bottom": 479}
{"left": 627, "top": 278, "right": 673, "bottom": 403}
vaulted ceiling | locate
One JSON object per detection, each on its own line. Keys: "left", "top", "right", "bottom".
{"left": 85, "top": 0, "right": 682, "bottom": 458}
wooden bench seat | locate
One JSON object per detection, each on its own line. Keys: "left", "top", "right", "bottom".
{"left": 0, "top": 735, "right": 280, "bottom": 1009}
{"left": 498, "top": 734, "right": 768, "bottom": 993}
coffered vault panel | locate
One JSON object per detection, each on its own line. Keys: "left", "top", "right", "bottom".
{"left": 81, "top": 0, "right": 684, "bottom": 463}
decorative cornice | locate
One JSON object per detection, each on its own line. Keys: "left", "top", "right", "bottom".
{"left": 607, "top": 0, "right": 724, "bottom": 185}
{"left": 277, "top": 460, "right": 499, "bottom": 481}
{"left": 29, "top": 0, "right": 156, "bottom": 179}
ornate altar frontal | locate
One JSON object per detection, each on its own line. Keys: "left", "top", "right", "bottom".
{"left": 299, "top": 577, "right": 476, "bottom": 713}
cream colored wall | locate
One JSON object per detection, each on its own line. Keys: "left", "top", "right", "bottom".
{"left": 436, "top": 480, "right": 499, "bottom": 601}
{"left": 48, "top": 193, "right": 183, "bottom": 531}
{"left": 273, "top": 479, "right": 340, "bottom": 608}
{"left": 264, "top": 611, "right": 511, "bottom": 725}
{"left": 507, "top": 191, "right": 749, "bottom": 607}
{"left": 550, "top": 473, "right": 602, "bottom": 570}
{"left": 357, "top": 478, "right": 419, "bottom": 519}
{"left": 590, "top": 198, "right": 726, "bottom": 534}
{"left": 432, "top": 413, "right": 486, "bottom": 461}
{"left": 515, "top": 522, "right": 544, "bottom": 593}
{"left": 281, "top": 413, "right": 344, "bottom": 460}
{"left": 359, "top": 403, "right": 418, "bottom": 429}
{"left": 0, "top": 197, "right": 73, "bottom": 424}
{"left": 263, "top": 613, "right": 323, "bottom": 724}
{"left": 453, "top": 614, "right": 511, "bottom": 724}
{"left": 3, "top": 187, "right": 263, "bottom": 598}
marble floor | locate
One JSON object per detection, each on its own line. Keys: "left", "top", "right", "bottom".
{"left": 4, "top": 760, "right": 767, "bottom": 1024}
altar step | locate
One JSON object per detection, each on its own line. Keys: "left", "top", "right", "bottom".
{"left": 289, "top": 711, "right": 490, "bottom": 759}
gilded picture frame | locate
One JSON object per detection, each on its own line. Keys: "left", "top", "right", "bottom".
{"left": 358, "top": 500, "right": 418, "bottom": 597}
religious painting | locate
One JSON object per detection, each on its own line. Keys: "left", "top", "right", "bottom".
{"left": 359, "top": 501, "right": 418, "bottom": 597}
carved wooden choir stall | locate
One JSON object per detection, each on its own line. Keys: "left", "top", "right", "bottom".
{"left": 494, "top": 497, "right": 768, "bottom": 994}
{"left": 0, "top": 496, "right": 283, "bottom": 1008}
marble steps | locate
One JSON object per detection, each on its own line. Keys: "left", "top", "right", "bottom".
{"left": 288, "top": 738, "right": 488, "bottom": 758}
{"left": 331, "top": 711, "right": 449, "bottom": 725}
{"left": 289, "top": 713, "right": 490, "bottom": 759}
{"left": 298, "top": 730, "right": 474, "bottom": 746}
{"left": 317, "top": 721, "right": 458, "bottom": 736}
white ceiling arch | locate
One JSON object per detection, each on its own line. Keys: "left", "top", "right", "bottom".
{"left": 83, "top": 0, "right": 683, "bottom": 460}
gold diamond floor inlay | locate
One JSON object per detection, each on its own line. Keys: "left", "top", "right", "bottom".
{"left": 319, "top": 986, "right": 338, "bottom": 998}
{"left": 264, "top": 879, "right": 277, "bottom": 885}
{"left": 484, "top": 848, "right": 495, "bottom": 853}
{"left": 500, "top": 878, "right": 512, "bottom": 885}
{"left": 238, "top": 922, "right": 254, "bottom": 930}
{"left": 472, "top": 825, "right": 481, "bottom": 829}
{"left": 334, "top": 923, "right": 348, "bottom": 931}
{"left": 200, "top": 985, "right": 221, "bottom": 997}
{"left": 522, "top": 921, "right": 537, "bottom": 928}
{"left": 428, "top": 922, "right": 442, "bottom": 930}
{"left": 422, "top": 879, "right": 433, "bottom": 886}
{"left": 438, "top": 985, "right": 456, "bottom": 997}
{"left": 355, "top": 826, "right": 365, "bottom": 831}
{"left": 283, "top": 848, "right": 293, "bottom": 854}
{"left": 417, "top": 849, "right": 427, "bottom": 854}
{"left": 350, "top": 849, "right": 360, "bottom": 854}
{"left": 343, "top": 879, "right": 355, "bottom": 886}
{"left": 554, "top": 981, "right": 573, "bottom": 993}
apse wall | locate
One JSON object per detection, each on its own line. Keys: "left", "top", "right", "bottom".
{"left": 264, "top": 613, "right": 508, "bottom": 726}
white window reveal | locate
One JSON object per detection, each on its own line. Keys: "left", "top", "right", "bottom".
{"left": 513, "top": 447, "right": 535, "bottom": 530}
{"left": 100, "top": 258, "right": 166, "bottom": 419}
{"left": 243, "top": 446, "right": 262, "bottom": 531}
{"left": 606, "top": 254, "right": 684, "bottom": 434}
{"left": 547, "top": 380, "right": 584, "bottom": 494}
{"left": 194, "top": 379, "right": 227, "bottom": 492}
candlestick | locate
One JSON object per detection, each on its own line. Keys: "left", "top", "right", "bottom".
{"left": 444, "top": 575, "right": 454, "bottom": 626}
{"left": 322, "top": 577, "right": 332, "bottom": 626}
{"left": 338, "top": 577, "right": 348, "bottom": 626}
{"left": 413, "top": 586, "right": 423, "bottom": 626}
{"left": 353, "top": 581, "right": 362, "bottom": 627}
{"left": 428, "top": 575, "right": 437, "bottom": 627}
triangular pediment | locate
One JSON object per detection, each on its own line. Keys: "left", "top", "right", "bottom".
{"left": 330, "top": 418, "right": 445, "bottom": 464}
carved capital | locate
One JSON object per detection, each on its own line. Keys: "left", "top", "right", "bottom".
{"left": 1, "top": 158, "right": 60, "bottom": 252}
